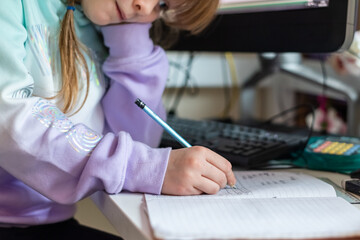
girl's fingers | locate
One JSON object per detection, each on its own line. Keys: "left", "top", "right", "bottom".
{"left": 190, "top": 187, "right": 203, "bottom": 195}
{"left": 200, "top": 161, "right": 227, "bottom": 189}
{"left": 194, "top": 176, "right": 221, "bottom": 195}
{"left": 203, "top": 150, "right": 237, "bottom": 186}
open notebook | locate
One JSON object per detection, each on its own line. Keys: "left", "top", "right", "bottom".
{"left": 145, "top": 171, "right": 360, "bottom": 240}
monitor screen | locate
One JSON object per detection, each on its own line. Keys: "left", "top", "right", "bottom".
{"left": 170, "top": 0, "right": 358, "bottom": 53}
{"left": 219, "top": 0, "right": 329, "bottom": 14}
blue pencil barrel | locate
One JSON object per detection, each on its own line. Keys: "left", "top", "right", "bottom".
{"left": 135, "top": 98, "right": 192, "bottom": 148}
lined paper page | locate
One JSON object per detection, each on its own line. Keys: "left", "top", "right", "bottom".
{"left": 145, "top": 197, "right": 360, "bottom": 239}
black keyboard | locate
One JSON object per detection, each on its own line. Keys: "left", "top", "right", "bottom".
{"left": 160, "top": 116, "right": 308, "bottom": 168}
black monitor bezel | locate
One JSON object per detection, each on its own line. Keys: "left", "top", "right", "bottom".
{"left": 170, "top": 0, "right": 356, "bottom": 53}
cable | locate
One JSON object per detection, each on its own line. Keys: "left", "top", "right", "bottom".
{"left": 315, "top": 57, "right": 330, "bottom": 134}
{"left": 221, "top": 53, "right": 231, "bottom": 115}
{"left": 221, "top": 52, "right": 240, "bottom": 118}
{"left": 241, "top": 104, "right": 316, "bottom": 169}
{"left": 168, "top": 52, "right": 197, "bottom": 116}
{"left": 320, "top": 58, "right": 328, "bottom": 95}
{"left": 262, "top": 104, "right": 316, "bottom": 161}
{"left": 165, "top": 54, "right": 184, "bottom": 110}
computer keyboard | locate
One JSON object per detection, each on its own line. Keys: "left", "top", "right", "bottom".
{"left": 160, "top": 116, "right": 308, "bottom": 168}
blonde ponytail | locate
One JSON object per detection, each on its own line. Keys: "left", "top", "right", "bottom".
{"left": 57, "top": 0, "right": 90, "bottom": 114}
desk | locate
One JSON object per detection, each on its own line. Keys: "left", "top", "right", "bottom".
{"left": 91, "top": 169, "right": 360, "bottom": 240}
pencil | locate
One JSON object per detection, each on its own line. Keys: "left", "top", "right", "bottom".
{"left": 135, "top": 98, "right": 192, "bottom": 148}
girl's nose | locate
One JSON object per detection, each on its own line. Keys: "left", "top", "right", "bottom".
{"left": 133, "top": 0, "right": 159, "bottom": 16}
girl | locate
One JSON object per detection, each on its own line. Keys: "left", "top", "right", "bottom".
{"left": 0, "top": 0, "right": 235, "bottom": 239}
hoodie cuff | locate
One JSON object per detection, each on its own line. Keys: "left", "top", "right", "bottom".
{"left": 101, "top": 23, "right": 153, "bottom": 58}
{"left": 123, "top": 141, "right": 171, "bottom": 195}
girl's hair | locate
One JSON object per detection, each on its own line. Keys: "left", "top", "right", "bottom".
{"left": 58, "top": 0, "right": 89, "bottom": 114}
{"left": 58, "top": 0, "right": 219, "bottom": 114}
{"left": 152, "top": 0, "right": 220, "bottom": 49}
{"left": 162, "top": 0, "right": 220, "bottom": 34}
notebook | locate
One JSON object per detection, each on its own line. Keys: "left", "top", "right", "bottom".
{"left": 145, "top": 171, "right": 360, "bottom": 240}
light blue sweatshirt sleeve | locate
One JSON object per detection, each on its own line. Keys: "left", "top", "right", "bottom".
{"left": 0, "top": 0, "right": 170, "bottom": 211}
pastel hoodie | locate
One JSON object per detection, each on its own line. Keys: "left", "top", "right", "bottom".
{"left": 0, "top": 0, "right": 170, "bottom": 226}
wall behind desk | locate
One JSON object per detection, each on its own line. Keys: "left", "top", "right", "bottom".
{"left": 164, "top": 52, "right": 298, "bottom": 122}
{"left": 163, "top": 52, "right": 260, "bottom": 121}
{"left": 164, "top": 52, "right": 360, "bottom": 132}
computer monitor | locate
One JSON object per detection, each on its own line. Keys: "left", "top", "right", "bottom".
{"left": 170, "top": 0, "right": 358, "bottom": 53}
{"left": 218, "top": 0, "right": 329, "bottom": 14}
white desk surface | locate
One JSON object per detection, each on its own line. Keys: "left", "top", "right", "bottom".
{"left": 91, "top": 168, "right": 360, "bottom": 240}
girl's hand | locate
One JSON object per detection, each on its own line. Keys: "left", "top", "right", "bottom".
{"left": 161, "top": 146, "right": 236, "bottom": 195}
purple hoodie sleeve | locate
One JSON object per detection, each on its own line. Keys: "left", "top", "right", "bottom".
{"left": 101, "top": 23, "right": 168, "bottom": 148}
{"left": 0, "top": 10, "right": 170, "bottom": 208}
{"left": 0, "top": 104, "right": 171, "bottom": 202}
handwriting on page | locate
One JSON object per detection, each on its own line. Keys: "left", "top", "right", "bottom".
{"left": 216, "top": 171, "right": 336, "bottom": 198}
{"left": 147, "top": 171, "right": 336, "bottom": 200}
